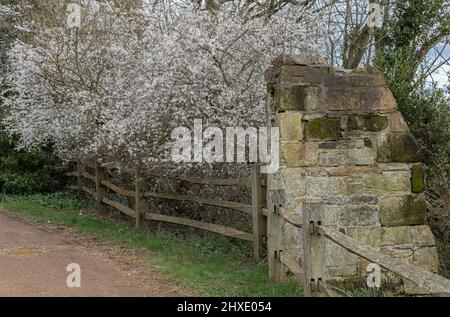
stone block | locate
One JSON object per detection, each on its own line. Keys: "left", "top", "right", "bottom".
{"left": 377, "top": 132, "right": 422, "bottom": 163}
{"left": 360, "top": 86, "right": 397, "bottom": 111}
{"left": 306, "top": 177, "right": 347, "bottom": 196}
{"left": 347, "top": 226, "right": 415, "bottom": 248}
{"left": 338, "top": 204, "right": 380, "bottom": 227}
{"left": 325, "top": 87, "right": 360, "bottom": 111}
{"left": 347, "top": 114, "right": 389, "bottom": 131}
{"left": 274, "top": 84, "right": 322, "bottom": 111}
{"left": 279, "top": 112, "right": 303, "bottom": 141}
{"left": 305, "top": 117, "right": 342, "bottom": 140}
{"left": 365, "top": 171, "right": 411, "bottom": 195}
{"left": 413, "top": 247, "right": 439, "bottom": 273}
{"left": 411, "top": 225, "right": 436, "bottom": 247}
{"left": 379, "top": 194, "right": 428, "bottom": 226}
{"left": 389, "top": 112, "right": 409, "bottom": 132}
{"left": 281, "top": 142, "right": 318, "bottom": 167}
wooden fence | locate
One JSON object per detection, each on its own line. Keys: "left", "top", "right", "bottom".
{"left": 278, "top": 206, "right": 450, "bottom": 297}
{"left": 67, "top": 161, "right": 267, "bottom": 260}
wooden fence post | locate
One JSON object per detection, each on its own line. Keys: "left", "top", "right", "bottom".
{"left": 267, "top": 190, "right": 288, "bottom": 282}
{"left": 251, "top": 165, "right": 266, "bottom": 261}
{"left": 302, "top": 201, "right": 326, "bottom": 297}
{"left": 95, "top": 163, "right": 108, "bottom": 215}
{"left": 76, "top": 160, "right": 84, "bottom": 197}
{"left": 135, "top": 170, "right": 149, "bottom": 232}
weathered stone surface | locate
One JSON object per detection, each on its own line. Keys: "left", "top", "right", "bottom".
{"left": 282, "top": 168, "right": 307, "bottom": 199}
{"left": 281, "top": 142, "right": 318, "bottom": 167}
{"left": 378, "top": 163, "right": 412, "bottom": 172}
{"left": 267, "top": 167, "right": 306, "bottom": 198}
{"left": 403, "top": 246, "right": 440, "bottom": 294}
{"left": 365, "top": 172, "right": 411, "bottom": 194}
{"left": 327, "top": 266, "right": 358, "bottom": 278}
{"left": 389, "top": 133, "right": 422, "bottom": 162}
{"left": 328, "top": 72, "right": 386, "bottom": 88}
{"left": 411, "top": 164, "right": 425, "bottom": 193}
{"left": 376, "top": 132, "right": 391, "bottom": 163}
{"left": 377, "top": 133, "right": 422, "bottom": 163}
{"left": 347, "top": 115, "right": 389, "bottom": 131}
{"left": 318, "top": 151, "right": 345, "bottom": 167}
{"left": 413, "top": 247, "right": 439, "bottom": 273}
{"left": 318, "top": 141, "right": 338, "bottom": 149}
{"left": 379, "top": 195, "right": 428, "bottom": 226}
{"left": 305, "top": 117, "right": 342, "bottom": 140}
{"left": 306, "top": 177, "right": 347, "bottom": 196}
{"left": 326, "top": 166, "right": 382, "bottom": 177}
{"left": 360, "top": 86, "right": 397, "bottom": 111}
{"left": 411, "top": 225, "right": 436, "bottom": 247}
{"left": 345, "top": 175, "right": 366, "bottom": 195}
{"left": 389, "top": 112, "right": 409, "bottom": 132}
{"left": 318, "top": 147, "right": 375, "bottom": 167}
{"left": 279, "top": 112, "right": 303, "bottom": 141}
{"left": 283, "top": 222, "right": 303, "bottom": 246}
{"left": 325, "top": 87, "right": 360, "bottom": 111}
{"left": 275, "top": 84, "right": 322, "bottom": 111}
{"left": 322, "top": 195, "right": 378, "bottom": 205}
{"left": 338, "top": 205, "right": 380, "bottom": 227}
{"left": 347, "top": 226, "right": 415, "bottom": 247}
{"left": 325, "top": 240, "right": 360, "bottom": 267}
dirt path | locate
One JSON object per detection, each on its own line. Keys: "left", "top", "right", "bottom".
{"left": 0, "top": 210, "right": 188, "bottom": 297}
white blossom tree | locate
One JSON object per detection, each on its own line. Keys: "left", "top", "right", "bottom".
{"left": 2, "top": 0, "right": 324, "bottom": 173}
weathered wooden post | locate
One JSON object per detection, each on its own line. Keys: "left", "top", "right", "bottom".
{"left": 267, "top": 190, "right": 287, "bottom": 282}
{"left": 251, "top": 165, "right": 266, "bottom": 261}
{"left": 302, "top": 201, "right": 326, "bottom": 297}
{"left": 76, "top": 160, "right": 84, "bottom": 197}
{"left": 135, "top": 170, "right": 149, "bottom": 232}
{"left": 95, "top": 162, "right": 108, "bottom": 215}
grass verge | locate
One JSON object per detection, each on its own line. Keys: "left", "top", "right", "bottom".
{"left": 0, "top": 192, "right": 302, "bottom": 297}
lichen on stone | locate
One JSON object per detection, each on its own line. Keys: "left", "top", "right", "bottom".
{"left": 411, "top": 164, "right": 425, "bottom": 193}
{"left": 306, "top": 117, "right": 342, "bottom": 140}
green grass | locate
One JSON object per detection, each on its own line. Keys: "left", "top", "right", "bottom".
{"left": 0, "top": 192, "right": 302, "bottom": 297}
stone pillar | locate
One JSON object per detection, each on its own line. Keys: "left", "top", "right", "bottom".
{"left": 265, "top": 55, "right": 438, "bottom": 294}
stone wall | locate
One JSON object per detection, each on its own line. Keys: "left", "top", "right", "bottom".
{"left": 265, "top": 55, "right": 438, "bottom": 294}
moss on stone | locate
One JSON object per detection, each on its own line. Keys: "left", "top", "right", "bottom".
{"left": 364, "top": 115, "right": 388, "bottom": 131}
{"left": 364, "top": 138, "right": 373, "bottom": 148}
{"left": 380, "top": 194, "right": 427, "bottom": 226}
{"left": 411, "top": 164, "right": 425, "bottom": 193}
{"left": 347, "top": 115, "right": 388, "bottom": 131}
{"left": 377, "top": 133, "right": 421, "bottom": 163}
{"left": 401, "top": 195, "right": 427, "bottom": 224}
{"left": 306, "top": 117, "right": 342, "bottom": 140}
{"left": 274, "top": 84, "right": 320, "bottom": 111}
{"left": 347, "top": 115, "right": 359, "bottom": 130}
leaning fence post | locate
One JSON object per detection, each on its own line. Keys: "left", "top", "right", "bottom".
{"left": 135, "top": 169, "right": 149, "bottom": 233}
{"left": 95, "top": 162, "right": 108, "bottom": 215}
{"left": 251, "top": 165, "right": 265, "bottom": 261}
{"left": 76, "top": 160, "right": 84, "bottom": 197}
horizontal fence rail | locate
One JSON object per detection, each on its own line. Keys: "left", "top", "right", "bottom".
{"left": 66, "top": 160, "right": 267, "bottom": 260}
